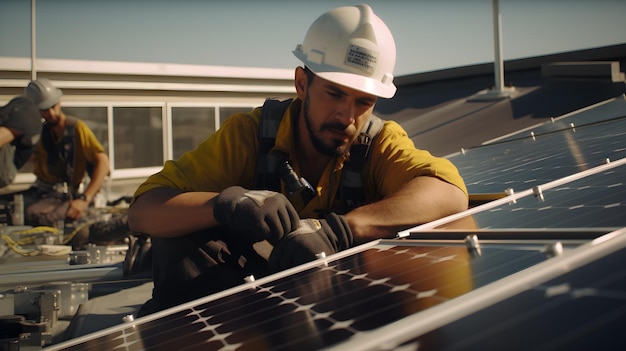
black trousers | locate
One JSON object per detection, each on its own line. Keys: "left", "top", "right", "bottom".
{"left": 139, "top": 226, "right": 270, "bottom": 316}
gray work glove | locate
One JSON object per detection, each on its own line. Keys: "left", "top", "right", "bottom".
{"left": 268, "top": 213, "right": 353, "bottom": 272}
{"left": 213, "top": 186, "right": 300, "bottom": 245}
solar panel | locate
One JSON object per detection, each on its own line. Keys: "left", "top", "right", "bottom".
{"left": 447, "top": 96, "right": 626, "bottom": 195}
{"left": 412, "top": 242, "right": 626, "bottom": 351}
{"left": 45, "top": 239, "right": 556, "bottom": 351}
{"left": 45, "top": 229, "right": 626, "bottom": 351}
{"left": 493, "top": 96, "right": 626, "bottom": 143}
{"left": 43, "top": 96, "right": 626, "bottom": 350}
{"left": 427, "top": 158, "right": 626, "bottom": 232}
{"left": 327, "top": 228, "right": 626, "bottom": 351}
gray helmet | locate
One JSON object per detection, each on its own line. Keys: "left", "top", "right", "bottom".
{"left": 25, "top": 78, "right": 63, "bottom": 110}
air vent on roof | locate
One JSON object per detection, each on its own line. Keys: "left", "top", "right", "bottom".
{"left": 542, "top": 61, "right": 625, "bottom": 82}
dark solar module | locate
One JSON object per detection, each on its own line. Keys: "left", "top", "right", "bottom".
{"left": 448, "top": 98, "right": 626, "bottom": 194}
{"left": 45, "top": 243, "right": 551, "bottom": 351}
{"left": 433, "top": 161, "right": 626, "bottom": 230}
{"left": 406, "top": 230, "right": 609, "bottom": 242}
{"left": 494, "top": 96, "right": 626, "bottom": 143}
{"left": 396, "top": 235, "right": 626, "bottom": 351}
{"left": 321, "top": 229, "right": 626, "bottom": 351}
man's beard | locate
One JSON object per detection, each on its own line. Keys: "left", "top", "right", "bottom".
{"left": 303, "top": 95, "right": 351, "bottom": 158}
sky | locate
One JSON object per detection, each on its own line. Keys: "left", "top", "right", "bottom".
{"left": 0, "top": 0, "right": 625, "bottom": 76}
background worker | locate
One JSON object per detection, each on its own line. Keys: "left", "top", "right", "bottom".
{"left": 0, "top": 96, "right": 42, "bottom": 191}
{"left": 128, "top": 4, "right": 468, "bottom": 314}
{"left": 23, "top": 78, "right": 119, "bottom": 247}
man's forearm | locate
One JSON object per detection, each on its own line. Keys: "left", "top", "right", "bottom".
{"left": 128, "top": 187, "right": 220, "bottom": 237}
{"left": 83, "top": 153, "right": 110, "bottom": 202}
{"left": 344, "top": 176, "right": 468, "bottom": 244}
{"left": 0, "top": 126, "right": 16, "bottom": 147}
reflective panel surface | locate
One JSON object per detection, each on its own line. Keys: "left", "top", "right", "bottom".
{"left": 47, "top": 242, "right": 550, "bottom": 351}
{"left": 435, "top": 161, "right": 626, "bottom": 231}
{"left": 448, "top": 98, "right": 626, "bottom": 194}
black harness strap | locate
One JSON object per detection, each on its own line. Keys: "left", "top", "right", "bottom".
{"left": 253, "top": 98, "right": 293, "bottom": 192}
{"left": 340, "top": 114, "right": 383, "bottom": 212}
{"left": 41, "top": 117, "right": 78, "bottom": 188}
{"left": 253, "top": 98, "right": 383, "bottom": 213}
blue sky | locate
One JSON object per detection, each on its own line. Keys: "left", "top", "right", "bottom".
{"left": 1, "top": 0, "right": 625, "bottom": 76}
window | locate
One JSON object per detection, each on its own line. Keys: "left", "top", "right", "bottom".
{"left": 63, "top": 107, "right": 109, "bottom": 154}
{"left": 170, "top": 105, "right": 256, "bottom": 161}
{"left": 219, "top": 106, "right": 256, "bottom": 126}
{"left": 14, "top": 103, "right": 261, "bottom": 182}
{"left": 171, "top": 107, "right": 216, "bottom": 160}
{"left": 113, "top": 107, "right": 163, "bottom": 169}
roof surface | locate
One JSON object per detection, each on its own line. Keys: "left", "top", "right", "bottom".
{"left": 375, "top": 44, "right": 626, "bottom": 157}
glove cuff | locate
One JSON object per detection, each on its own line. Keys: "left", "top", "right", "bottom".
{"left": 324, "top": 213, "right": 353, "bottom": 250}
{"left": 213, "top": 186, "right": 244, "bottom": 225}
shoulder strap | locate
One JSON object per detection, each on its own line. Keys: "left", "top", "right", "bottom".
{"left": 253, "top": 98, "right": 293, "bottom": 191}
{"left": 41, "top": 117, "right": 79, "bottom": 188}
{"left": 339, "top": 114, "right": 384, "bottom": 212}
{"left": 253, "top": 98, "right": 384, "bottom": 213}
{"left": 63, "top": 117, "right": 80, "bottom": 190}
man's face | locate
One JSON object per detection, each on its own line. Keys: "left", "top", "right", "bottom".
{"left": 300, "top": 70, "right": 377, "bottom": 157}
{"left": 39, "top": 104, "right": 61, "bottom": 126}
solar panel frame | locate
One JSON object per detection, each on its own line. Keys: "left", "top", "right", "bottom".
{"left": 446, "top": 97, "right": 626, "bottom": 195}
{"left": 43, "top": 240, "right": 553, "bottom": 351}
{"left": 488, "top": 96, "right": 626, "bottom": 144}
{"left": 323, "top": 227, "right": 626, "bottom": 351}
{"left": 44, "top": 228, "right": 626, "bottom": 351}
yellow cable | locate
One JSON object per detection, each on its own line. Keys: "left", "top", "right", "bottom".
{"left": 61, "top": 219, "right": 98, "bottom": 245}
{"left": 1, "top": 233, "right": 40, "bottom": 256}
{"left": 12, "top": 226, "right": 59, "bottom": 235}
{"left": 8, "top": 226, "right": 61, "bottom": 246}
{"left": 2, "top": 213, "right": 119, "bottom": 255}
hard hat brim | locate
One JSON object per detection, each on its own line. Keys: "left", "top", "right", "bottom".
{"left": 296, "top": 56, "right": 396, "bottom": 99}
{"left": 314, "top": 70, "right": 396, "bottom": 99}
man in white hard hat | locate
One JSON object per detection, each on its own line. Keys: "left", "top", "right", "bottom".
{"left": 23, "top": 78, "right": 116, "bottom": 247}
{"left": 129, "top": 4, "right": 468, "bottom": 314}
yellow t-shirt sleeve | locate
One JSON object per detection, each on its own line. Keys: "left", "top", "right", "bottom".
{"left": 75, "top": 120, "right": 105, "bottom": 161}
{"left": 74, "top": 120, "right": 105, "bottom": 185}
{"left": 367, "top": 120, "right": 468, "bottom": 200}
{"left": 133, "top": 110, "right": 261, "bottom": 200}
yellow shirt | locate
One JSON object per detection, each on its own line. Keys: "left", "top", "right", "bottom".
{"left": 134, "top": 98, "right": 467, "bottom": 218}
{"left": 34, "top": 117, "right": 104, "bottom": 188}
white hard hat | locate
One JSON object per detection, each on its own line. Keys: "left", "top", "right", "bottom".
{"left": 293, "top": 4, "right": 397, "bottom": 98}
{"left": 25, "top": 78, "right": 63, "bottom": 110}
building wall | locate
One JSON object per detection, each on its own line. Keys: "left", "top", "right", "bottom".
{"left": 0, "top": 57, "right": 296, "bottom": 190}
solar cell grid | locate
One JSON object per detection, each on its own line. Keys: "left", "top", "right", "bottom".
{"left": 433, "top": 161, "right": 626, "bottom": 230}
{"left": 448, "top": 100, "right": 626, "bottom": 194}
{"left": 46, "top": 243, "right": 550, "bottom": 351}
{"left": 326, "top": 228, "right": 626, "bottom": 351}
{"left": 493, "top": 96, "right": 626, "bottom": 143}
{"left": 403, "top": 240, "right": 626, "bottom": 351}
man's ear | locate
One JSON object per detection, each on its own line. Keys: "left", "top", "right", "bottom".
{"left": 294, "top": 67, "right": 308, "bottom": 99}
